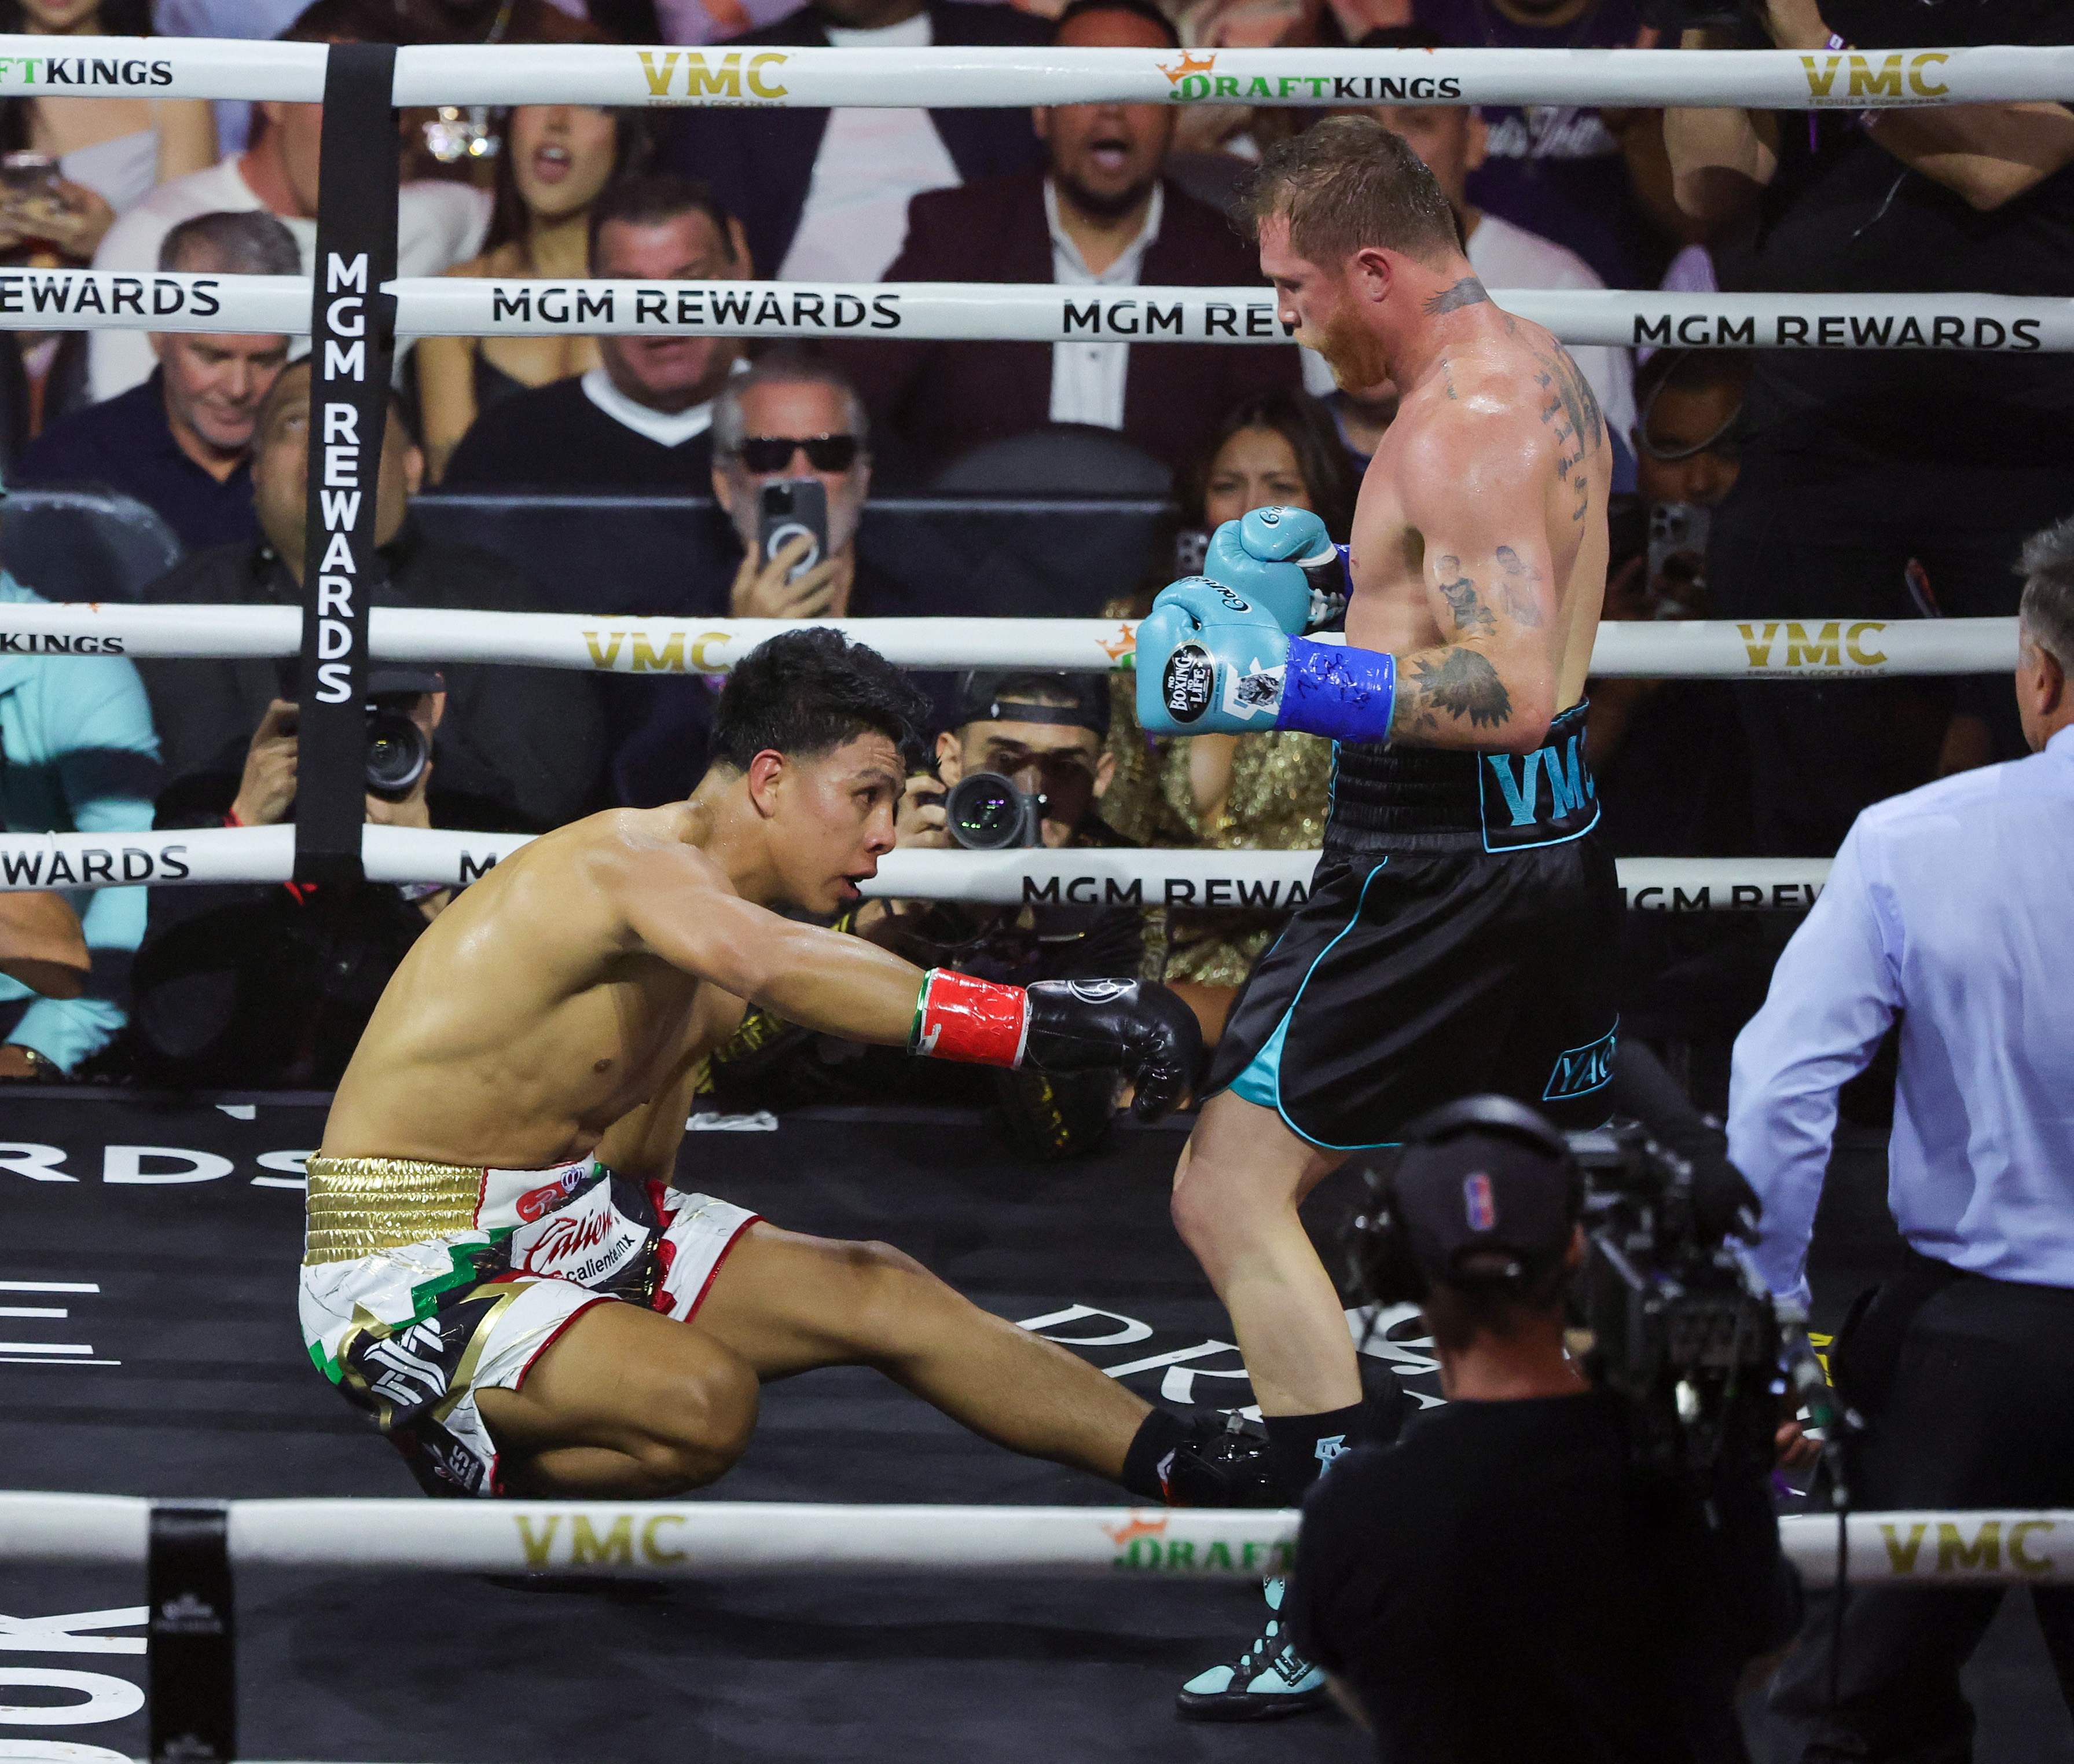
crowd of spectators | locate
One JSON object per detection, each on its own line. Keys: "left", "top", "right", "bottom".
{"left": 0, "top": 0, "right": 2062, "bottom": 1157}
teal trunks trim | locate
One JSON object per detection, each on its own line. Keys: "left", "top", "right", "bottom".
{"left": 1228, "top": 1007, "right": 1292, "bottom": 1112}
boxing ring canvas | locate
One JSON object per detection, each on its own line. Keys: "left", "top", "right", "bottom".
{"left": 0, "top": 1091, "right": 2063, "bottom": 1762}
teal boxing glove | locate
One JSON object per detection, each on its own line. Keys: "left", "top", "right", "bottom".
{"left": 1134, "top": 577, "right": 1291, "bottom": 736}
{"left": 1202, "top": 506, "right": 1350, "bottom": 635}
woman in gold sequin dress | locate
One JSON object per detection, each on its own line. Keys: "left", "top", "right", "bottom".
{"left": 1104, "top": 389, "right": 1360, "bottom": 1043}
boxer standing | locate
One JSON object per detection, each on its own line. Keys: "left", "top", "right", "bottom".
{"left": 1133, "top": 116, "right": 1621, "bottom": 1718}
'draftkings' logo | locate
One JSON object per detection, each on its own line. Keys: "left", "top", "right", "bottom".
{"left": 1156, "top": 48, "right": 1464, "bottom": 105}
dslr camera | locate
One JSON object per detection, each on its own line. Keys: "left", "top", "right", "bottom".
{"left": 942, "top": 772, "right": 1048, "bottom": 851}
{"left": 276, "top": 662, "right": 441, "bottom": 802}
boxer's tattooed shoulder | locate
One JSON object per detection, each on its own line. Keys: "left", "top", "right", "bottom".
{"left": 1399, "top": 649, "right": 1512, "bottom": 731}
{"left": 1492, "top": 545, "right": 1547, "bottom": 628}
{"left": 1433, "top": 554, "right": 1496, "bottom": 636}
{"left": 1422, "top": 277, "right": 1491, "bottom": 317}
{"left": 1530, "top": 340, "right": 1603, "bottom": 524}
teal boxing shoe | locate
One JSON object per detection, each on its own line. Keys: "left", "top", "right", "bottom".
{"left": 1133, "top": 577, "right": 1291, "bottom": 738}
{"left": 1174, "top": 1576, "right": 1332, "bottom": 1722}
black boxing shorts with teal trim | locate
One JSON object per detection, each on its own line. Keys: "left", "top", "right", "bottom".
{"left": 1203, "top": 703, "right": 1621, "bottom": 1149}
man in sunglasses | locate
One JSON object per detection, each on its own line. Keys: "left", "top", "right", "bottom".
{"left": 711, "top": 352, "right": 885, "bottom": 624}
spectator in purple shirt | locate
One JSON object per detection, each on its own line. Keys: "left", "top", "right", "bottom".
{"left": 1397, "top": 1, "right": 1679, "bottom": 291}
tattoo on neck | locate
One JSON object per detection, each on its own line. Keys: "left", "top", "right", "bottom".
{"left": 1433, "top": 554, "right": 1496, "bottom": 636}
{"left": 1422, "top": 276, "right": 1490, "bottom": 318}
{"left": 1400, "top": 648, "right": 1513, "bottom": 732}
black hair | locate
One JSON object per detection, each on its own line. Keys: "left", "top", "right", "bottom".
{"left": 710, "top": 629, "right": 930, "bottom": 772}
{"left": 484, "top": 108, "right": 654, "bottom": 258}
{"left": 1052, "top": 0, "right": 1180, "bottom": 49}
{"left": 1419, "top": 1254, "right": 1572, "bottom": 1354}
{"left": 1179, "top": 386, "right": 1359, "bottom": 543}
{"left": 279, "top": 0, "right": 419, "bottom": 43}
{"left": 1355, "top": 22, "right": 1445, "bottom": 50}
{"left": 588, "top": 171, "right": 740, "bottom": 270}
{"left": 1126, "top": 386, "right": 1359, "bottom": 618}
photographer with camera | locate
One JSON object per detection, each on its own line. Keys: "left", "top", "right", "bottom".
{"left": 703, "top": 670, "right": 1150, "bottom": 1157}
{"left": 1290, "top": 1096, "right": 1798, "bottom": 1762}
{"left": 138, "top": 358, "right": 607, "bottom": 835}
{"left": 129, "top": 666, "right": 457, "bottom": 1088}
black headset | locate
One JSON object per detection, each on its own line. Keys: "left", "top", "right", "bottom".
{"left": 1346, "top": 1095, "right": 1582, "bottom": 1308}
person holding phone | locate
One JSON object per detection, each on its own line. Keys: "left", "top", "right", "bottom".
{"left": 711, "top": 351, "right": 883, "bottom": 622}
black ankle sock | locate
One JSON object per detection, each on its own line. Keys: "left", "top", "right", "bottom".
{"left": 1121, "top": 1408, "right": 1191, "bottom": 1502}
{"left": 1262, "top": 1404, "right": 1367, "bottom": 1504}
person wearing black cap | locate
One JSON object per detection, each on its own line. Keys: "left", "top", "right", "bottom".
{"left": 703, "top": 669, "right": 1147, "bottom": 1157}
{"left": 1284, "top": 1096, "right": 1797, "bottom": 1763}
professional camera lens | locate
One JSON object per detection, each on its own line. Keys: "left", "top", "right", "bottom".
{"left": 364, "top": 706, "right": 429, "bottom": 801}
{"left": 945, "top": 772, "right": 1036, "bottom": 851}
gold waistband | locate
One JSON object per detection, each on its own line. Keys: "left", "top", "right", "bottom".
{"left": 304, "top": 1156, "right": 484, "bottom": 1264}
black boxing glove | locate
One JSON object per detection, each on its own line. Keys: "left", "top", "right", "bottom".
{"left": 909, "top": 971, "right": 1203, "bottom": 1121}
{"left": 1024, "top": 979, "right": 1203, "bottom": 1121}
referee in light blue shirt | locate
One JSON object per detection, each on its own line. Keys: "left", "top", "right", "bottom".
{"left": 1728, "top": 515, "right": 2074, "bottom": 1761}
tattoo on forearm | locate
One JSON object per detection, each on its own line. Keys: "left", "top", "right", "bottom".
{"left": 1399, "top": 649, "right": 1513, "bottom": 732}
{"left": 1432, "top": 553, "right": 1496, "bottom": 636}
{"left": 1422, "top": 277, "right": 1491, "bottom": 317}
{"left": 1492, "top": 545, "right": 1547, "bottom": 628}
{"left": 1530, "top": 343, "right": 1605, "bottom": 524}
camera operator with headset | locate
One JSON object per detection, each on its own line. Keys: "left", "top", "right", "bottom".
{"left": 703, "top": 669, "right": 1152, "bottom": 1157}
{"left": 1289, "top": 1096, "right": 1800, "bottom": 1762}
{"left": 127, "top": 665, "right": 457, "bottom": 1088}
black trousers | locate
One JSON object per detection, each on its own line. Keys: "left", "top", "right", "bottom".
{"left": 1770, "top": 1258, "right": 2074, "bottom": 1761}
{"left": 1706, "top": 456, "right": 2074, "bottom": 860}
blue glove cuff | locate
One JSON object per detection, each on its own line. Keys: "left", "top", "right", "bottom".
{"left": 1276, "top": 636, "right": 1397, "bottom": 743}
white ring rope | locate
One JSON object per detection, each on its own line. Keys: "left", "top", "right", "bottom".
{"left": 0, "top": 603, "right": 2018, "bottom": 678}
{"left": 5, "top": 271, "right": 2069, "bottom": 357}
{"left": 0, "top": 1492, "right": 2066, "bottom": 1587}
{"left": 0, "top": 828, "right": 1828, "bottom": 909}
{"left": 4, "top": 37, "right": 2068, "bottom": 109}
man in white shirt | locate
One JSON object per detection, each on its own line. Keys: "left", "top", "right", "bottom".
{"left": 90, "top": 12, "right": 489, "bottom": 400}
{"left": 1315, "top": 56, "right": 1638, "bottom": 465}
{"left": 1728, "top": 516, "right": 2074, "bottom": 1758}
